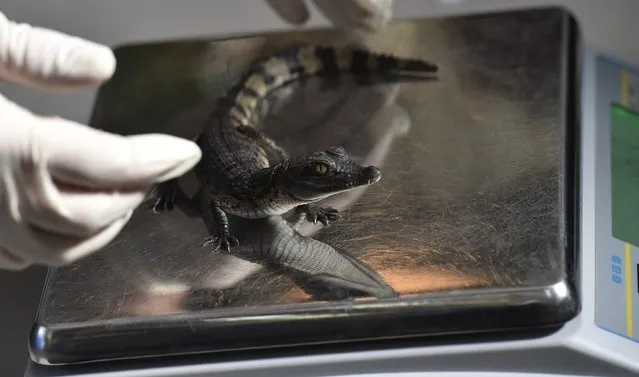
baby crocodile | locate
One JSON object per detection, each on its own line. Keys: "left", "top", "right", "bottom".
{"left": 150, "top": 44, "right": 438, "bottom": 252}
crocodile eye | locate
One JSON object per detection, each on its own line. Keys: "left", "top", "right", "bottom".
{"left": 311, "top": 162, "right": 330, "bottom": 175}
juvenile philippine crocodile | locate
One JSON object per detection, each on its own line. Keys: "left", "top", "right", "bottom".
{"left": 149, "top": 100, "right": 409, "bottom": 300}
{"left": 149, "top": 44, "right": 438, "bottom": 252}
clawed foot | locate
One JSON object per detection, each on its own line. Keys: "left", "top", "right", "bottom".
{"left": 203, "top": 233, "right": 240, "bottom": 253}
{"left": 303, "top": 205, "right": 341, "bottom": 226}
{"left": 151, "top": 182, "right": 177, "bottom": 213}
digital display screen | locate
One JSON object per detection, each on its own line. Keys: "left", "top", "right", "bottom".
{"left": 611, "top": 103, "right": 639, "bottom": 247}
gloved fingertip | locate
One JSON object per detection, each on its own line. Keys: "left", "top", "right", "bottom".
{"left": 38, "top": 116, "right": 202, "bottom": 188}
{"left": 127, "top": 134, "right": 202, "bottom": 184}
{"left": 0, "top": 11, "right": 117, "bottom": 89}
{"left": 61, "top": 211, "right": 132, "bottom": 265}
{"left": 31, "top": 210, "right": 132, "bottom": 267}
{"left": 62, "top": 39, "right": 116, "bottom": 84}
{"left": 314, "top": 0, "right": 392, "bottom": 36}
{"left": 353, "top": 0, "right": 393, "bottom": 18}
{"left": 84, "top": 43, "right": 117, "bottom": 82}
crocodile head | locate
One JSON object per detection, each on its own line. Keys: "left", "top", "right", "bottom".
{"left": 278, "top": 146, "right": 382, "bottom": 202}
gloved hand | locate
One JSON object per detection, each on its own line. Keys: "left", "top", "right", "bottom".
{"left": 0, "top": 12, "right": 201, "bottom": 270}
{"left": 265, "top": 0, "right": 394, "bottom": 35}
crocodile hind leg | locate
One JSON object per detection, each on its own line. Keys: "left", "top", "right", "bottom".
{"left": 149, "top": 178, "right": 180, "bottom": 212}
{"left": 198, "top": 193, "right": 239, "bottom": 253}
{"left": 235, "top": 125, "right": 289, "bottom": 162}
{"left": 149, "top": 178, "right": 204, "bottom": 218}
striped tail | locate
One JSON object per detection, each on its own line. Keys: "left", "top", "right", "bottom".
{"left": 227, "top": 44, "right": 438, "bottom": 128}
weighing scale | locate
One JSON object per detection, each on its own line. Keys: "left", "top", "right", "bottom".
{"left": 0, "top": 1, "right": 634, "bottom": 376}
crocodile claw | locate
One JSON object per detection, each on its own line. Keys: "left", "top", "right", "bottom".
{"left": 152, "top": 196, "right": 174, "bottom": 213}
{"left": 304, "top": 205, "right": 341, "bottom": 226}
{"left": 203, "top": 233, "right": 240, "bottom": 253}
{"left": 150, "top": 181, "right": 178, "bottom": 213}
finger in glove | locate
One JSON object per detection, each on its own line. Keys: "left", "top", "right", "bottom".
{"left": 265, "top": 0, "right": 310, "bottom": 24}
{"left": 0, "top": 208, "right": 132, "bottom": 267}
{"left": 0, "top": 95, "right": 201, "bottom": 190}
{"left": 14, "top": 155, "right": 147, "bottom": 237}
{"left": 313, "top": 0, "right": 392, "bottom": 32}
{"left": 0, "top": 247, "right": 29, "bottom": 270}
{"left": 0, "top": 11, "right": 115, "bottom": 90}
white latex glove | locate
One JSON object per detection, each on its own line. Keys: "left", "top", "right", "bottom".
{"left": 265, "top": 0, "right": 393, "bottom": 35}
{"left": 0, "top": 12, "right": 201, "bottom": 270}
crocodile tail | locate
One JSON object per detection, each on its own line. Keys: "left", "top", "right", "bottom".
{"left": 307, "top": 45, "right": 439, "bottom": 75}
{"left": 228, "top": 44, "right": 438, "bottom": 128}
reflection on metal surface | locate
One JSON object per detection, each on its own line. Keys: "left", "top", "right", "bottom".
{"left": 31, "top": 8, "right": 579, "bottom": 365}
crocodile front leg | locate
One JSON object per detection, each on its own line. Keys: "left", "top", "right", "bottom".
{"left": 200, "top": 194, "right": 239, "bottom": 253}
{"left": 297, "top": 204, "right": 341, "bottom": 226}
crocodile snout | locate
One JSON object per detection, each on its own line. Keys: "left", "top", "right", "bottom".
{"left": 363, "top": 166, "right": 382, "bottom": 184}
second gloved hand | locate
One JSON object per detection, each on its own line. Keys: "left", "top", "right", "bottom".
{"left": 265, "top": 0, "right": 394, "bottom": 35}
{"left": 0, "top": 12, "right": 201, "bottom": 270}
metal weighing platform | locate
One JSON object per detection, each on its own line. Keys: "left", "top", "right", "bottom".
{"left": 1, "top": 1, "right": 635, "bottom": 376}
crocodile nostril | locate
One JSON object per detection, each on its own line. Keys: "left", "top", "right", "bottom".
{"left": 363, "top": 166, "right": 382, "bottom": 182}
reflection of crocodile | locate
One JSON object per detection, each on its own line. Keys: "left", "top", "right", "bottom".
{"left": 168, "top": 185, "right": 398, "bottom": 300}
{"left": 148, "top": 44, "right": 438, "bottom": 252}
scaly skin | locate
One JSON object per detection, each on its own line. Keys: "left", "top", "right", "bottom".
{"left": 150, "top": 44, "right": 438, "bottom": 252}
{"left": 165, "top": 184, "right": 398, "bottom": 300}
{"left": 244, "top": 213, "right": 398, "bottom": 300}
